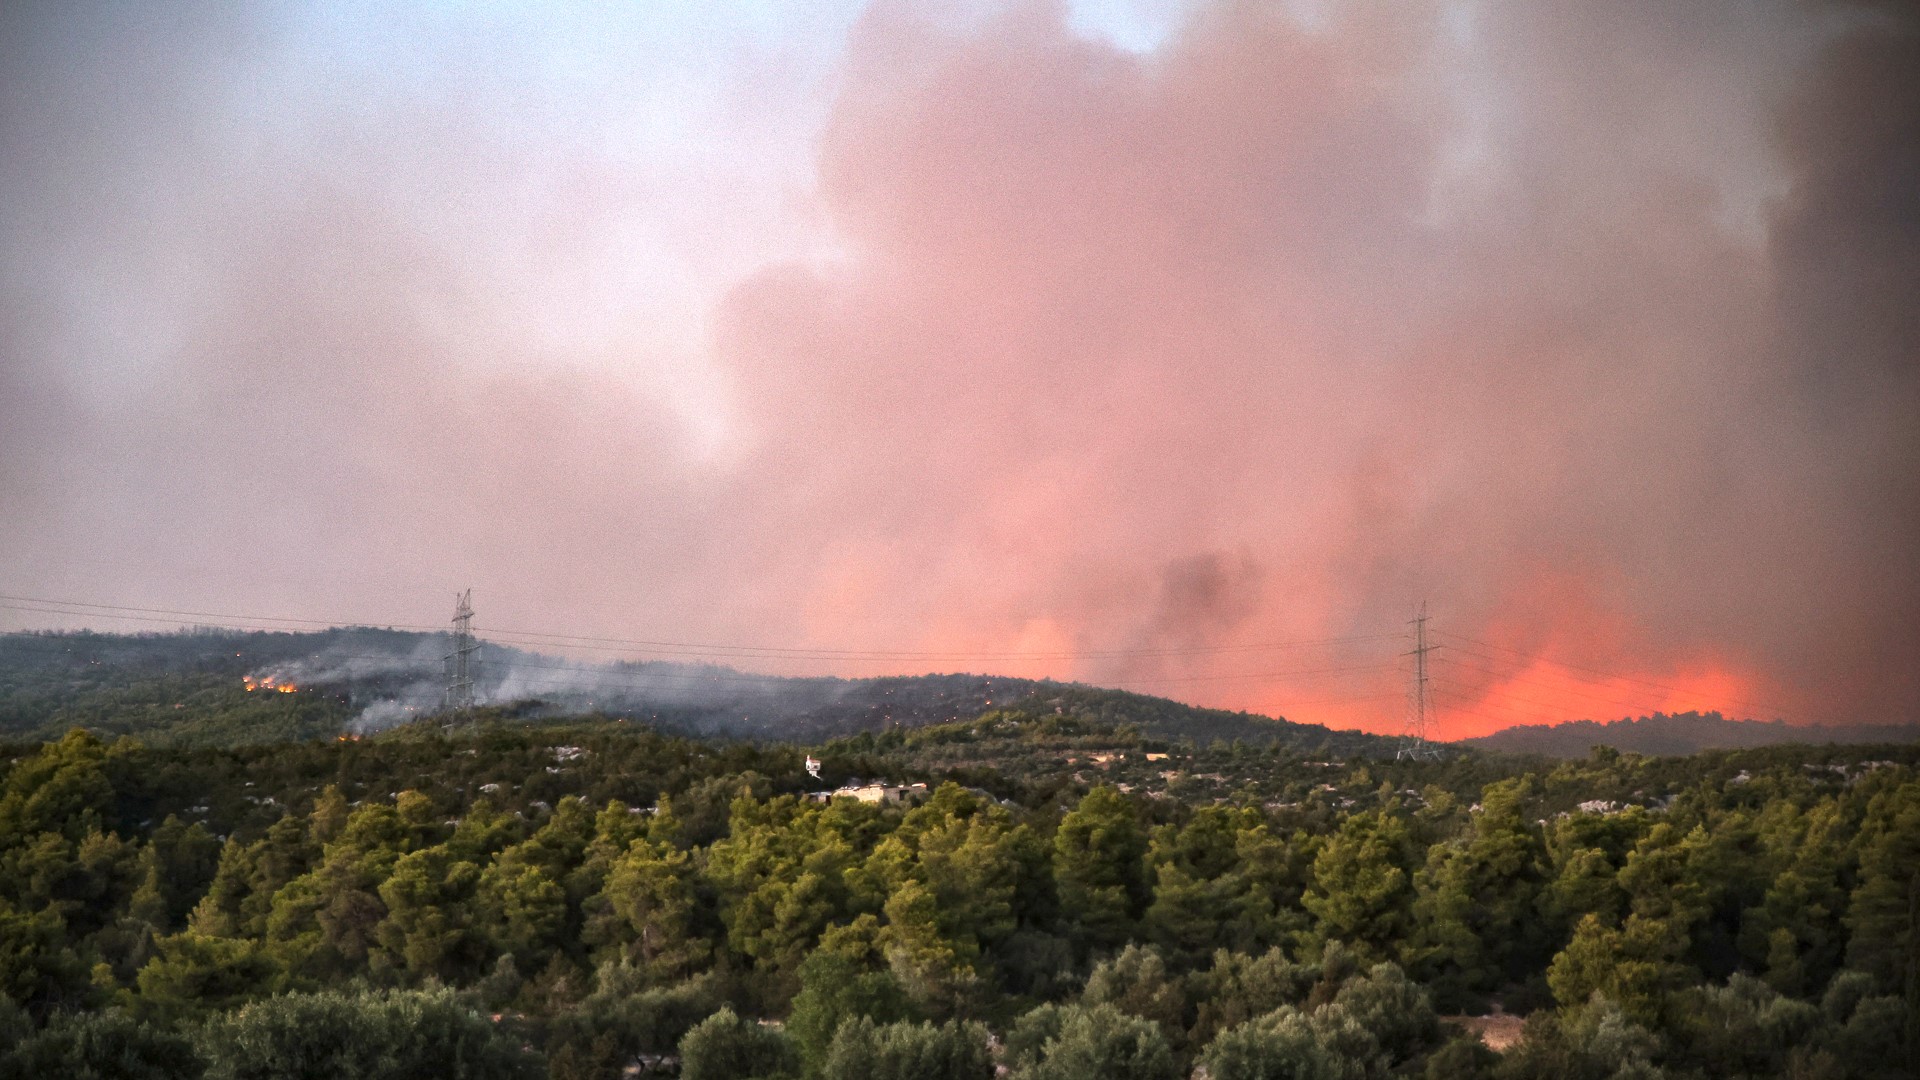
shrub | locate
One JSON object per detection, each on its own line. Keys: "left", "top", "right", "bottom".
{"left": 821, "top": 1017, "right": 992, "bottom": 1080}
{"left": 199, "top": 985, "right": 539, "bottom": 1080}
{"left": 1200, "top": 1004, "right": 1378, "bottom": 1080}
{"left": 1008, "top": 1002, "right": 1178, "bottom": 1080}
{"left": 1, "top": 1007, "right": 203, "bottom": 1080}
{"left": 678, "top": 1006, "right": 799, "bottom": 1080}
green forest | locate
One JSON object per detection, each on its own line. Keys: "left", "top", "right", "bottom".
{"left": 1, "top": 710, "right": 1916, "bottom": 1079}
{"left": 0, "top": 629, "right": 1396, "bottom": 754}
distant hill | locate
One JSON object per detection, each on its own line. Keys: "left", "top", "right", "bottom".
{"left": 0, "top": 628, "right": 1398, "bottom": 755}
{"left": 1460, "top": 710, "right": 1920, "bottom": 757}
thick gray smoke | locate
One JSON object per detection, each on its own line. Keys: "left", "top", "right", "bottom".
{"left": 2, "top": 1, "right": 1915, "bottom": 735}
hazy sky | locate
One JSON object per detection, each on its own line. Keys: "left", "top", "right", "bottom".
{"left": 3, "top": 0, "right": 1914, "bottom": 736}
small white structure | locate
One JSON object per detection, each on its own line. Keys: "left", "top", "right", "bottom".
{"left": 839, "top": 784, "right": 906, "bottom": 804}
{"left": 805, "top": 756, "right": 822, "bottom": 780}
{"left": 810, "top": 781, "right": 928, "bottom": 805}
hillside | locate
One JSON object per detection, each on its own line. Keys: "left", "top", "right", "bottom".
{"left": 0, "top": 628, "right": 1397, "bottom": 754}
{"left": 2, "top": 690, "right": 1916, "bottom": 1078}
{"left": 1460, "top": 709, "right": 1920, "bottom": 757}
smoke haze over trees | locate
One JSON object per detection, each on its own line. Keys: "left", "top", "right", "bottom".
{"left": 0, "top": 628, "right": 1404, "bottom": 755}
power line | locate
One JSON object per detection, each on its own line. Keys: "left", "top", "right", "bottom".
{"left": 1430, "top": 681, "right": 1612, "bottom": 723}
{"left": 1396, "top": 602, "right": 1442, "bottom": 761}
{"left": 0, "top": 592, "right": 1658, "bottom": 725}
{"left": 0, "top": 593, "right": 1400, "bottom": 665}
{"left": 1431, "top": 682, "right": 1576, "bottom": 717}
{"left": 6, "top": 588, "right": 1790, "bottom": 730}
{"left": 0, "top": 628, "right": 1409, "bottom": 696}
{"left": 1429, "top": 630, "right": 1787, "bottom": 716}
{"left": 1431, "top": 679, "right": 1650, "bottom": 723}
{"left": 470, "top": 673, "right": 1410, "bottom": 716}
{"left": 1434, "top": 652, "right": 1742, "bottom": 716}
{"left": 1071, "top": 661, "right": 1402, "bottom": 685}
{"left": 0, "top": 602, "right": 352, "bottom": 632}
{"left": 1436, "top": 641, "right": 1722, "bottom": 706}
{"left": 489, "top": 625, "right": 1405, "bottom": 661}
{"left": 1420, "top": 691, "right": 1548, "bottom": 733}
{"left": 1260, "top": 690, "right": 1406, "bottom": 709}
{"left": 1436, "top": 681, "right": 1724, "bottom": 724}
{"left": 0, "top": 594, "right": 413, "bottom": 629}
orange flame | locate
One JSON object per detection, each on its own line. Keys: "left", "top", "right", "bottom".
{"left": 1436, "top": 658, "right": 1758, "bottom": 740}
{"left": 1408, "top": 572, "right": 1772, "bottom": 739}
{"left": 243, "top": 675, "right": 299, "bottom": 693}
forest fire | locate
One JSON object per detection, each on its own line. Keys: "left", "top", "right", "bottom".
{"left": 243, "top": 674, "right": 298, "bottom": 693}
{"left": 1435, "top": 659, "right": 1760, "bottom": 740}
{"left": 1236, "top": 613, "right": 1772, "bottom": 741}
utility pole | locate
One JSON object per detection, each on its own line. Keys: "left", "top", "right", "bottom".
{"left": 1398, "top": 601, "right": 1442, "bottom": 761}
{"left": 443, "top": 589, "right": 478, "bottom": 724}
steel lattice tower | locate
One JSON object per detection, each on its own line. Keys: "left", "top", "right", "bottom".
{"left": 1397, "top": 602, "right": 1442, "bottom": 761}
{"left": 443, "top": 589, "right": 478, "bottom": 723}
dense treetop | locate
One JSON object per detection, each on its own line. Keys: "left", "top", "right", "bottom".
{"left": 0, "top": 709, "right": 1914, "bottom": 1077}
{"left": 1, "top": 630, "right": 1916, "bottom": 1077}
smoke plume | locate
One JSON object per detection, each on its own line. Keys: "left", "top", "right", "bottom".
{"left": 2, "top": 0, "right": 1914, "bottom": 736}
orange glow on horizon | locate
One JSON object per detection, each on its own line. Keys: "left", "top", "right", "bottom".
{"left": 1231, "top": 655, "right": 1766, "bottom": 741}
{"left": 1428, "top": 659, "right": 1761, "bottom": 740}
{"left": 1177, "top": 578, "right": 1779, "bottom": 740}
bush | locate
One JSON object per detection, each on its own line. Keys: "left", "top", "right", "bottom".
{"left": 1188, "top": 948, "right": 1316, "bottom": 1048}
{"left": 1664, "top": 974, "right": 1819, "bottom": 1077}
{"left": 1494, "top": 998, "right": 1666, "bottom": 1080}
{"left": 1081, "top": 945, "right": 1187, "bottom": 1041}
{"left": 1330, "top": 963, "right": 1440, "bottom": 1064}
{"left": 0, "top": 1007, "right": 203, "bottom": 1080}
{"left": 134, "top": 932, "right": 277, "bottom": 1022}
{"left": 1422, "top": 1032, "right": 1498, "bottom": 1080}
{"left": 821, "top": 1017, "right": 993, "bottom": 1080}
{"left": 198, "top": 985, "right": 539, "bottom": 1080}
{"left": 1007, "top": 1002, "right": 1178, "bottom": 1080}
{"left": 1200, "top": 1004, "right": 1379, "bottom": 1080}
{"left": 678, "top": 1006, "right": 799, "bottom": 1080}
{"left": 1829, "top": 994, "right": 1911, "bottom": 1080}
{"left": 584, "top": 969, "right": 719, "bottom": 1050}
{"left": 545, "top": 974, "right": 722, "bottom": 1080}
{"left": 1004, "top": 1001, "right": 1070, "bottom": 1073}
{"left": 786, "top": 947, "right": 914, "bottom": 1072}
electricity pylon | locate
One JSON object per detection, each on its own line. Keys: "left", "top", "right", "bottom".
{"left": 1397, "top": 602, "right": 1443, "bottom": 761}
{"left": 443, "top": 589, "right": 478, "bottom": 723}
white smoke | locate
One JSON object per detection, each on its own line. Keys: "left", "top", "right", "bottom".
{"left": 243, "top": 632, "right": 861, "bottom": 734}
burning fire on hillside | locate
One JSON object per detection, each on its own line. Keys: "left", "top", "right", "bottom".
{"left": 243, "top": 674, "right": 298, "bottom": 693}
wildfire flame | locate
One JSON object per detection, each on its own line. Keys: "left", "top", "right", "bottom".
{"left": 243, "top": 675, "right": 298, "bottom": 693}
